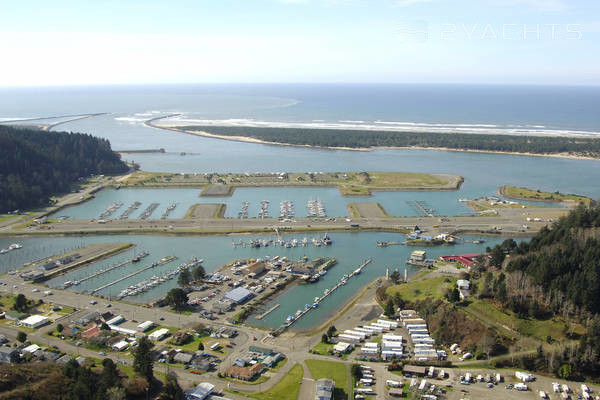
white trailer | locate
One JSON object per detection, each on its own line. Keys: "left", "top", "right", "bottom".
{"left": 516, "top": 371, "right": 535, "bottom": 382}
{"left": 515, "top": 383, "right": 529, "bottom": 391}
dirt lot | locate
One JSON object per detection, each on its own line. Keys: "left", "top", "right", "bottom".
{"left": 348, "top": 202, "right": 389, "bottom": 218}
{"left": 184, "top": 204, "right": 226, "bottom": 218}
{"left": 200, "top": 185, "right": 234, "bottom": 197}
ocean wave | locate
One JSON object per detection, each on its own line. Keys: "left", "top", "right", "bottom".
{"left": 155, "top": 115, "right": 600, "bottom": 138}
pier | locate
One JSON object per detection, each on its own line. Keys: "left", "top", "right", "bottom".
{"left": 276, "top": 258, "right": 372, "bottom": 334}
{"left": 376, "top": 241, "right": 403, "bottom": 247}
{"left": 120, "top": 201, "right": 142, "bottom": 219}
{"left": 140, "top": 203, "right": 159, "bottom": 219}
{"left": 255, "top": 304, "right": 280, "bottom": 320}
{"left": 90, "top": 255, "right": 176, "bottom": 294}
{"left": 406, "top": 200, "right": 439, "bottom": 217}
{"left": 99, "top": 202, "right": 123, "bottom": 219}
{"left": 70, "top": 252, "right": 149, "bottom": 286}
{"left": 161, "top": 202, "right": 177, "bottom": 219}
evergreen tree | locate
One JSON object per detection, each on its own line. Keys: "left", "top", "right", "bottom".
{"left": 166, "top": 288, "right": 188, "bottom": 310}
{"left": 133, "top": 336, "right": 154, "bottom": 383}
{"left": 384, "top": 298, "right": 395, "bottom": 317}
{"left": 192, "top": 265, "right": 206, "bottom": 281}
{"left": 159, "top": 372, "right": 184, "bottom": 400}
{"left": 177, "top": 269, "right": 192, "bottom": 287}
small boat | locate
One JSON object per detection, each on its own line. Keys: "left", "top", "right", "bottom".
{"left": 354, "top": 268, "right": 361, "bottom": 275}
{"left": 312, "top": 302, "right": 319, "bottom": 308}
{"left": 286, "top": 315, "right": 293, "bottom": 322}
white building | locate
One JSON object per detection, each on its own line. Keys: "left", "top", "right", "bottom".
{"left": 186, "top": 382, "right": 215, "bottom": 400}
{"left": 149, "top": 328, "right": 170, "bottom": 341}
{"left": 137, "top": 320, "right": 154, "bottom": 332}
{"left": 19, "top": 315, "right": 48, "bottom": 329}
{"left": 333, "top": 342, "right": 353, "bottom": 354}
{"left": 457, "top": 280, "right": 470, "bottom": 290}
{"left": 22, "top": 344, "right": 41, "bottom": 353}
{"left": 112, "top": 340, "right": 129, "bottom": 351}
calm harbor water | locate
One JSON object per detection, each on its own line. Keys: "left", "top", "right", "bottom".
{"left": 52, "top": 186, "right": 477, "bottom": 220}
{"left": 0, "top": 233, "right": 509, "bottom": 329}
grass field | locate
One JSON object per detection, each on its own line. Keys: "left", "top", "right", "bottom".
{"left": 386, "top": 276, "right": 456, "bottom": 302}
{"left": 246, "top": 363, "right": 303, "bottom": 400}
{"left": 119, "top": 171, "right": 460, "bottom": 194}
{"left": 305, "top": 359, "right": 349, "bottom": 400}
{"left": 463, "top": 299, "right": 584, "bottom": 342}
{"left": 499, "top": 185, "right": 591, "bottom": 205}
{"left": 311, "top": 342, "right": 334, "bottom": 355}
{"left": 0, "top": 214, "right": 18, "bottom": 223}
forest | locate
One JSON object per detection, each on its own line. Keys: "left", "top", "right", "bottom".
{"left": 482, "top": 203, "right": 600, "bottom": 379}
{"left": 0, "top": 125, "right": 128, "bottom": 213}
{"left": 181, "top": 125, "right": 600, "bottom": 157}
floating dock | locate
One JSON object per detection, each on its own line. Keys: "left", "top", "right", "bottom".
{"left": 90, "top": 255, "right": 176, "bottom": 294}
{"left": 275, "top": 258, "right": 372, "bottom": 334}
{"left": 70, "top": 251, "right": 149, "bottom": 287}
{"left": 140, "top": 203, "right": 159, "bottom": 219}
{"left": 406, "top": 200, "right": 439, "bottom": 217}
{"left": 120, "top": 201, "right": 142, "bottom": 219}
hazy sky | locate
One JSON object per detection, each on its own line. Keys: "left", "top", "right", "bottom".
{"left": 0, "top": 0, "right": 598, "bottom": 86}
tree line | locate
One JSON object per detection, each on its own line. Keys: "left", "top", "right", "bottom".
{"left": 0, "top": 125, "right": 128, "bottom": 213}
{"left": 182, "top": 125, "right": 600, "bottom": 157}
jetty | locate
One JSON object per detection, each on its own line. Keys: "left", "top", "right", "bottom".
{"left": 276, "top": 258, "right": 372, "bottom": 334}
{"left": 255, "top": 304, "right": 280, "bottom": 320}
{"left": 90, "top": 255, "right": 176, "bottom": 294}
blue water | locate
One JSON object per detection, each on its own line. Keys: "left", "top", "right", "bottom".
{"left": 0, "top": 233, "right": 510, "bottom": 329}
{"left": 1, "top": 84, "right": 600, "bottom": 131}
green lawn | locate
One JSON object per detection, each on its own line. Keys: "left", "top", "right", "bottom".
{"left": 0, "top": 214, "right": 17, "bottom": 223}
{"left": 463, "top": 299, "right": 584, "bottom": 342}
{"left": 500, "top": 185, "right": 591, "bottom": 205}
{"left": 305, "top": 359, "right": 349, "bottom": 400}
{"left": 245, "top": 363, "right": 303, "bottom": 400}
{"left": 386, "top": 277, "right": 456, "bottom": 302}
{"left": 168, "top": 334, "right": 212, "bottom": 352}
{"left": 311, "top": 342, "right": 334, "bottom": 355}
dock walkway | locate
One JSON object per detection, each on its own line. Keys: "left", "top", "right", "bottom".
{"left": 90, "top": 256, "right": 176, "bottom": 294}
{"left": 276, "top": 258, "right": 372, "bottom": 334}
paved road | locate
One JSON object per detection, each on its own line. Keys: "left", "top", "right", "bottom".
{"left": 3, "top": 209, "right": 560, "bottom": 237}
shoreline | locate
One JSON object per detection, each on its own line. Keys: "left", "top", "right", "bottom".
{"left": 147, "top": 120, "right": 600, "bottom": 161}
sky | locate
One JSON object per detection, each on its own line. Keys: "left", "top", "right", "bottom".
{"left": 0, "top": 0, "right": 598, "bottom": 86}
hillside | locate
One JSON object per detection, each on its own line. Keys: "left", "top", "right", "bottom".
{"left": 0, "top": 125, "right": 128, "bottom": 213}
{"left": 505, "top": 203, "right": 600, "bottom": 316}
